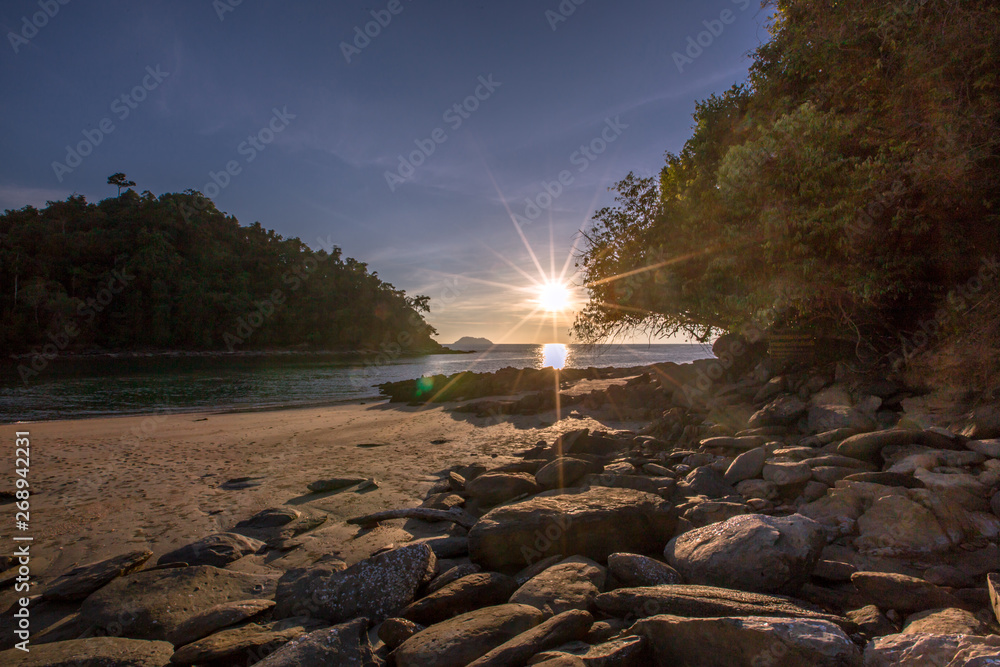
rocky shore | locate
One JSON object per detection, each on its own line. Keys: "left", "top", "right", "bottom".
{"left": 3, "top": 340, "right": 999, "bottom": 666}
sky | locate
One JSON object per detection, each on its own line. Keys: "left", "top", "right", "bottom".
{"left": 1, "top": 0, "right": 772, "bottom": 344}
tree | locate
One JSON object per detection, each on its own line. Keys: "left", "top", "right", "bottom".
{"left": 107, "top": 173, "right": 137, "bottom": 196}
{"left": 575, "top": 0, "right": 1000, "bottom": 362}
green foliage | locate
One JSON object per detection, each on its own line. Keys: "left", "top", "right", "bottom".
{"left": 575, "top": 0, "right": 1000, "bottom": 358}
{"left": 0, "top": 191, "right": 440, "bottom": 354}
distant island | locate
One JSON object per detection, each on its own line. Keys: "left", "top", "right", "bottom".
{"left": 450, "top": 336, "right": 493, "bottom": 347}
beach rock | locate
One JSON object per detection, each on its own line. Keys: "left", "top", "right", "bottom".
{"left": 850, "top": 572, "right": 965, "bottom": 613}
{"left": 535, "top": 457, "right": 592, "bottom": 489}
{"left": 842, "top": 472, "right": 924, "bottom": 488}
{"left": 401, "top": 572, "right": 518, "bottom": 626}
{"left": 748, "top": 395, "right": 808, "bottom": 428}
{"left": 863, "top": 632, "right": 1000, "bottom": 666}
{"left": 427, "top": 563, "right": 481, "bottom": 593}
{"left": 837, "top": 429, "right": 956, "bottom": 462}
{"left": 233, "top": 507, "right": 301, "bottom": 529}
{"left": 79, "top": 565, "right": 278, "bottom": 641}
{"left": 468, "top": 487, "right": 676, "bottom": 571}
{"left": 846, "top": 605, "right": 896, "bottom": 638}
{"left": 699, "top": 436, "right": 768, "bottom": 451}
{"left": 992, "top": 491, "right": 1000, "bottom": 518}
{"left": 41, "top": 550, "right": 152, "bottom": 602}
{"left": 813, "top": 559, "right": 857, "bottom": 582}
{"left": 679, "top": 499, "right": 750, "bottom": 528}
{"left": 531, "top": 636, "right": 646, "bottom": 666}
{"left": 902, "top": 607, "right": 988, "bottom": 635}
{"left": 763, "top": 461, "right": 813, "bottom": 486}
{"left": 583, "top": 472, "right": 673, "bottom": 496}
{"left": 156, "top": 532, "right": 263, "bottom": 568}
{"left": 676, "top": 465, "right": 738, "bottom": 499}
{"left": 392, "top": 603, "right": 545, "bottom": 667}
{"left": 595, "top": 585, "right": 852, "bottom": 629}
{"left": 465, "top": 472, "right": 541, "bottom": 507}
{"left": 379, "top": 617, "right": 424, "bottom": 650}
{"left": 855, "top": 495, "right": 953, "bottom": 555}
{"left": 169, "top": 618, "right": 320, "bottom": 665}
{"left": 421, "top": 492, "right": 466, "bottom": 510}
{"left": 307, "top": 477, "right": 369, "bottom": 493}
{"left": 273, "top": 542, "right": 434, "bottom": 623}
{"left": 736, "top": 479, "right": 779, "bottom": 500}
{"left": 811, "top": 466, "right": 859, "bottom": 486}
{"left": 807, "top": 405, "right": 876, "bottom": 434}
{"left": 664, "top": 513, "right": 825, "bottom": 594}
{"left": 530, "top": 657, "right": 587, "bottom": 667}
{"left": 607, "top": 553, "right": 682, "bottom": 587}
{"left": 168, "top": 598, "right": 275, "bottom": 647}
{"left": 632, "top": 614, "right": 861, "bottom": 667}
{"left": 466, "top": 609, "right": 593, "bottom": 667}
{"left": 0, "top": 637, "right": 175, "bottom": 666}
{"left": 754, "top": 376, "right": 786, "bottom": 403}
{"left": 923, "top": 565, "right": 977, "bottom": 589}
{"left": 252, "top": 618, "right": 376, "bottom": 667}
{"left": 724, "top": 447, "right": 767, "bottom": 484}
{"left": 965, "top": 438, "right": 1000, "bottom": 458}
{"left": 510, "top": 556, "right": 606, "bottom": 617}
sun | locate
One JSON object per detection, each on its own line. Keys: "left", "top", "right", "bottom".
{"left": 536, "top": 281, "right": 572, "bottom": 312}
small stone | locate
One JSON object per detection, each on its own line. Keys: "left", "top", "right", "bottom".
{"left": 233, "top": 507, "right": 301, "bottom": 529}
{"left": 157, "top": 533, "right": 263, "bottom": 568}
{"left": 846, "top": 604, "right": 896, "bottom": 638}
{"left": 379, "top": 617, "right": 424, "bottom": 650}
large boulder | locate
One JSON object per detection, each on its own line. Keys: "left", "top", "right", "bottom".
{"left": 400, "top": 572, "right": 517, "bottom": 626}
{"left": 633, "top": 614, "right": 861, "bottom": 667}
{"left": 251, "top": 618, "right": 376, "bottom": 667}
{"left": 850, "top": 572, "right": 965, "bottom": 614}
{"left": 664, "top": 514, "right": 825, "bottom": 594}
{"left": 0, "top": 638, "right": 174, "bottom": 666}
{"left": 902, "top": 608, "right": 989, "bottom": 636}
{"left": 168, "top": 618, "right": 321, "bottom": 665}
{"left": 509, "top": 556, "right": 606, "bottom": 617}
{"left": 168, "top": 599, "right": 275, "bottom": 647}
{"left": 595, "top": 585, "right": 853, "bottom": 629}
{"left": 156, "top": 532, "right": 264, "bottom": 567}
{"left": 748, "top": 395, "right": 808, "bottom": 428}
{"left": 391, "top": 603, "right": 545, "bottom": 667}
{"left": 607, "top": 553, "right": 682, "bottom": 587}
{"left": 468, "top": 487, "right": 675, "bottom": 571}
{"left": 42, "top": 550, "right": 152, "bottom": 602}
{"left": 724, "top": 447, "right": 767, "bottom": 485}
{"left": 863, "top": 633, "right": 1000, "bottom": 666}
{"left": 854, "top": 494, "right": 954, "bottom": 556}
{"left": 465, "top": 472, "right": 540, "bottom": 507}
{"left": 78, "top": 565, "right": 279, "bottom": 641}
{"left": 535, "top": 457, "right": 592, "bottom": 490}
{"left": 466, "top": 609, "right": 593, "bottom": 667}
{"left": 273, "top": 543, "right": 435, "bottom": 623}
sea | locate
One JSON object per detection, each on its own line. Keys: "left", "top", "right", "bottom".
{"left": 0, "top": 343, "right": 715, "bottom": 424}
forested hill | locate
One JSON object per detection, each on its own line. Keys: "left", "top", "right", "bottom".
{"left": 0, "top": 190, "right": 443, "bottom": 356}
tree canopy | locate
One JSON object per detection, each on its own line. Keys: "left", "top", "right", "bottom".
{"left": 575, "top": 0, "right": 1000, "bottom": 363}
{"left": 0, "top": 189, "right": 441, "bottom": 355}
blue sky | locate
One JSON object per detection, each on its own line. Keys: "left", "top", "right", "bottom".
{"left": 1, "top": 0, "right": 771, "bottom": 343}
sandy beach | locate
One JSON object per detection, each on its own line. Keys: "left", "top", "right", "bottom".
{"left": 0, "top": 390, "right": 637, "bottom": 612}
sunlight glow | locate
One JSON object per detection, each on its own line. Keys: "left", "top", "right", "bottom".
{"left": 536, "top": 282, "right": 572, "bottom": 312}
{"left": 542, "top": 343, "right": 568, "bottom": 369}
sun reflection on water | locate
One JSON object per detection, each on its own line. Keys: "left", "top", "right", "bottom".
{"left": 541, "top": 343, "right": 567, "bottom": 370}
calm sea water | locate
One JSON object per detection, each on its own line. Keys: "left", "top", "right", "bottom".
{"left": 0, "top": 344, "right": 714, "bottom": 423}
